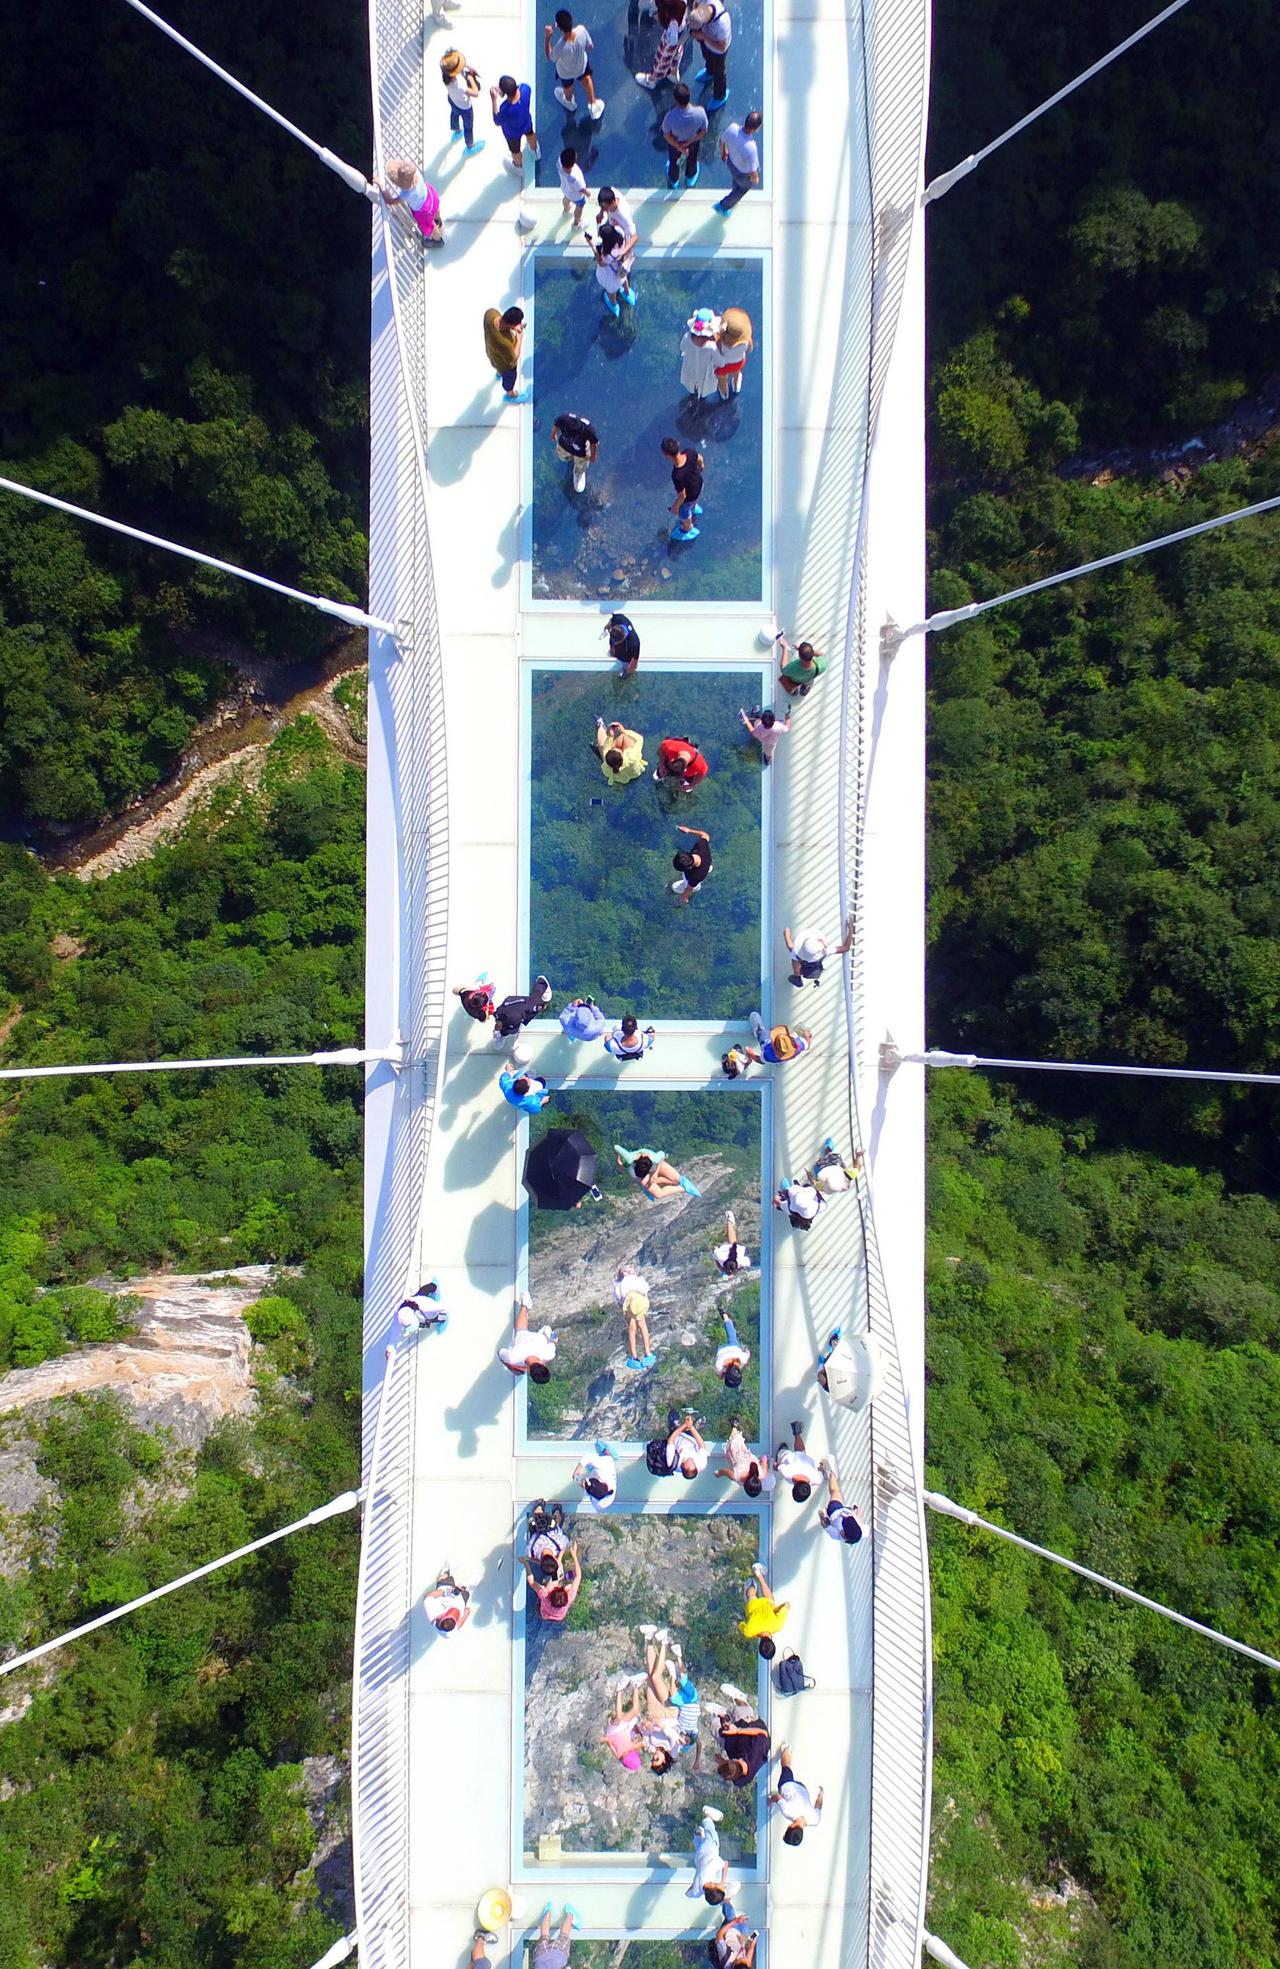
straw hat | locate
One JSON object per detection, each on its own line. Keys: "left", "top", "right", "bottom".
{"left": 440, "top": 47, "right": 465, "bottom": 76}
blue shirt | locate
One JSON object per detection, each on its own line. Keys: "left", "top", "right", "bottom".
{"left": 662, "top": 102, "right": 709, "bottom": 144}
{"left": 560, "top": 1000, "right": 608, "bottom": 1041}
{"left": 494, "top": 82, "right": 533, "bottom": 140}
{"left": 500, "top": 1071, "right": 549, "bottom": 1113}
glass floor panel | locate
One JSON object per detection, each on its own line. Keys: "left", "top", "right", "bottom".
{"left": 532, "top": 0, "right": 764, "bottom": 195}
{"left": 521, "top": 1513, "right": 763, "bottom": 1860}
{"left": 530, "top": 257, "right": 764, "bottom": 603}
{"left": 523, "top": 1947, "right": 714, "bottom": 1966}
{"left": 525, "top": 1087, "right": 765, "bottom": 1445}
{"left": 529, "top": 671, "right": 765, "bottom": 1019}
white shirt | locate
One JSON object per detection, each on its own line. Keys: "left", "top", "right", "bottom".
{"left": 824, "top": 1504, "right": 861, "bottom": 1542}
{"left": 687, "top": 1822, "right": 740, "bottom": 1898}
{"left": 613, "top": 1270, "right": 649, "bottom": 1306}
{"left": 667, "top": 1429, "right": 709, "bottom": 1474}
{"left": 575, "top": 1451, "right": 617, "bottom": 1511}
{"left": 775, "top": 1446, "right": 822, "bottom": 1489}
{"left": 784, "top": 1183, "right": 822, "bottom": 1222}
{"left": 599, "top": 193, "right": 637, "bottom": 249}
{"left": 557, "top": 158, "right": 587, "bottom": 201}
{"left": 776, "top": 1778, "right": 821, "bottom": 1826}
{"left": 714, "top": 1241, "right": 752, "bottom": 1272}
{"left": 423, "top": 1583, "right": 467, "bottom": 1623}
{"left": 552, "top": 23, "right": 592, "bottom": 76}
{"left": 445, "top": 71, "right": 475, "bottom": 108}
{"left": 715, "top": 1341, "right": 751, "bottom": 1376}
{"left": 722, "top": 121, "right": 759, "bottom": 176}
{"left": 814, "top": 1161, "right": 854, "bottom": 1197}
{"left": 498, "top": 1326, "right": 557, "bottom": 1371}
{"left": 792, "top": 927, "right": 829, "bottom": 964}
{"left": 594, "top": 250, "right": 625, "bottom": 296}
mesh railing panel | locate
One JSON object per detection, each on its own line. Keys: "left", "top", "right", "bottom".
{"left": 353, "top": 0, "right": 451, "bottom": 1964}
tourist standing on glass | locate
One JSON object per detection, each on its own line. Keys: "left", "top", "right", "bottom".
{"left": 552, "top": 410, "right": 600, "bottom": 492}
{"left": 653, "top": 734, "right": 709, "bottom": 789}
{"left": 545, "top": 9, "right": 606, "bottom": 118}
{"left": 490, "top": 75, "right": 540, "bottom": 170}
{"left": 681, "top": 307, "right": 723, "bottom": 403}
{"left": 483, "top": 304, "right": 528, "bottom": 403}
{"left": 661, "top": 435, "right": 705, "bottom": 540}
{"left": 716, "top": 109, "right": 761, "bottom": 209}
{"left": 593, "top": 717, "right": 646, "bottom": 783}
{"left": 636, "top": 0, "right": 689, "bottom": 90}
{"left": 440, "top": 50, "right": 484, "bottom": 154}
{"left": 596, "top": 186, "right": 640, "bottom": 268}
{"left": 662, "top": 82, "right": 709, "bottom": 188}
{"left": 605, "top": 610, "right": 641, "bottom": 674}
{"left": 589, "top": 225, "right": 636, "bottom": 317}
{"left": 715, "top": 306, "right": 754, "bottom": 397}
{"left": 689, "top": 0, "right": 732, "bottom": 108}
{"left": 670, "top": 821, "right": 712, "bottom": 903}
{"left": 739, "top": 704, "right": 789, "bottom": 763}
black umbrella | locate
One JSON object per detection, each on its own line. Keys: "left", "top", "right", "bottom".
{"left": 523, "top": 1128, "right": 598, "bottom": 1210}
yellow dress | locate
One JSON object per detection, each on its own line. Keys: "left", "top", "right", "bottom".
{"left": 600, "top": 728, "right": 647, "bottom": 785}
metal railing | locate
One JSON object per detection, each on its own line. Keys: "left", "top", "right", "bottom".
{"left": 838, "top": 3, "right": 933, "bottom": 1965}
{"left": 353, "top": 0, "right": 454, "bottom": 1963}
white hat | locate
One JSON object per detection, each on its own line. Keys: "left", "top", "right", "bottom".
{"left": 793, "top": 929, "right": 828, "bottom": 963}
{"left": 509, "top": 1038, "right": 533, "bottom": 1065}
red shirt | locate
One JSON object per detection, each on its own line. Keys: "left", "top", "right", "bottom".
{"left": 658, "top": 737, "right": 708, "bottom": 783}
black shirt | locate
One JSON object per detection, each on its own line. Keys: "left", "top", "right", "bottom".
{"left": 720, "top": 1719, "right": 770, "bottom": 1783}
{"left": 610, "top": 615, "right": 641, "bottom": 663}
{"left": 555, "top": 413, "right": 599, "bottom": 457}
{"left": 671, "top": 453, "right": 704, "bottom": 500}
{"left": 683, "top": 839, "right": 712, "bottom": 889}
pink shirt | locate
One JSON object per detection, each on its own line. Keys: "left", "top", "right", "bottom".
{"left": 605, "top": 1717, "right": 643, "bottom": 1769}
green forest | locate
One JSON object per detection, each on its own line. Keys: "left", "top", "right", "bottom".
{"left": 0, "top": 0, "right": 1278, "bottom": 1963}
{"left": 924, "top": 1, "right": 1280, "bottom": 1962}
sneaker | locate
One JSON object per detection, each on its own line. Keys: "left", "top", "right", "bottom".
{"left": 589, "top": 98, "right": 606, "bottom": 120}
{"left": 703, "top": 1806, "right": 725, "bottom": 1822}
{"left": 640, "top": 1622, "right": 659, "bottom": 1638}
{"left": 686, "top": 168, "right": 700, "bottom": 187}
{"left": 603, "top": 294, "right": 621, "bottom": 317}
{"left": 706, "top": 94, "right": 729, "bottom": 111}
{"left": 670, "top": 880, "right": 685, "bottom": 892}
{"left": 655, "top": 1626, "right": 670, "bottom": 1643}
{"left": 626, "top": 1354, "right": 645, "bottom": 1369}
{"left": 595, "top": 1439, "right": 610, "bottom": 1458}
{"left": 539, "top": 1903, "right": 554, "bottom": 1923}
{"left": 791, "top": 1419, "right": 803, "bottom": 1432}
{"left": 635, "top": 70, "right": 658, "bottom": 87}
{"left": 563, "top": 1906, "right": 582, "bottom": 1929}
{"left": 721, "top": 1682, "right": 752, "bottom": 1704}
{"left": 788, "top": 974, "right": 805, "bottom": 987}
{"left": 621, "top": 285, "right": 637, "bottom": 306}
{"left": 670, "top": 524, "right": 700, "bottom": 540}
{"left": 464, "top": 140, "right": 486, "bottom": 156}
{"left": 477, "top": 1935, "right": 499, "bottom": 1948}
{"left": 823, "top": 1136, "right": 836, "bottom": 1153}
{"left": 693, "top": 502, "right": 703, "bottom": 514}
{"left": 450, "top": 128, "right": 464, "bottom": 141}
{"left": 694, "top": 66, "right": 710, "bottom": 80}
{"left": 554, "top": 85, "right": 574, "bottom": 109}
{"left": 715, "top": 198, "right": 732, "bottom": 213}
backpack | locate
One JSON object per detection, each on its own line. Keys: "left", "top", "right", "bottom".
{"left": 645, "top": 1438, "right": 670, "bottom": 1476}
{"left": 775, "top": 1649, "right": 814, "bottom": 1697}
{"left": 769, "top": 1025, "right": 799, "bottom": 1060}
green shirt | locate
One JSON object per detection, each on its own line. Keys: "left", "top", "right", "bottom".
{"left": 780, "top": 650, "right": 826, "bottom": 685}
{"left": 484, "top": 308, "right": 520, "bottom": 374}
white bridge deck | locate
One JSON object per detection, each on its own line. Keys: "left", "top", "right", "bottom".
{"left": 358, "top": 0, "right": 931, "bottom": 1964}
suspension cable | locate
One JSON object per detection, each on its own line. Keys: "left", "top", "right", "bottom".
{"left": 121, "top": 0, "right": 374, "bottom": 198}
{"left": 0, "top": 1047, "right": 398, "bottom": 1083}
{"left": 0, "top": 476, "right": 397, "bottom": 636}
{"left": 905, "top": 1049, "right": 1280, "bottom": 1089}
{"left": 0, "top": 1491, "right": 361, "bottom": 1680}
{"left": 307, "top": 1935, "right": 358, "bottom": 1969}
{"left": 883, "top": 489, "right": 1280, "bottom": 653}
{"left": 924, "top": 1492, "right": 1280, "bottom": 1672}
{"left": 923, "top": 0, "right": 1194, "bottom": 204}
{"left": 923, "top": 1936, "right": 973, "bottom": 1969}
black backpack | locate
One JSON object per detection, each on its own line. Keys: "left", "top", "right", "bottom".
{"left": 775, "top": 1649, "right": 814, "bottom": 1697}
{"left": 645, "top": 1438, "right": 669, "bottom": 1476}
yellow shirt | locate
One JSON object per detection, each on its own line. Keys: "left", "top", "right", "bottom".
{"left": 600, "top": 727, "right": 646, "bottom": 785}
{"left": 740, "top": 1593, "right": 789, "bottom": 1639}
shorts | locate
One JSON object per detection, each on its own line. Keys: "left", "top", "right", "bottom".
{"left": 563, "top": 193, "right": 587, "bottom": 209}
{"left": 557, "top": 61, "right": 593, "bottom": 80}
{"left": 555, "top": 440, "right": 590, "bottom": 465}
{"left": 499, "top": 366, "right": 518, "bottom": 392}
{"left": 796, "top": 957, "right": 823, "bottom": 978}
{"left": 714, "top": 356, "right": 747, "bottom": 378}
{"left": 678, "top": 498, "right": 699, "bottom": 522}
{"left": 779, "top": 1761, "right": 795, "bottom": 1788}
{"left": 533, "top": 1944, "right": 571, "bottom": 1969}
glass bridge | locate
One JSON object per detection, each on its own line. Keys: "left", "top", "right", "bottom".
{"left": 357, "top": 0, "right": 931, "bottom": 1962}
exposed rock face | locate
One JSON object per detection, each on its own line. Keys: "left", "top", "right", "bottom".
{"left": 301, "top": 1752, "right": 354, "bottom": 1928}
{"left": 529, "top": 1155, "right": 761, "bottom": 1441}
{"left": 0, "top": 1266, "right": 287, "bottom": 1445}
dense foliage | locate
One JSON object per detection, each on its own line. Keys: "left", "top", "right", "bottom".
{"left": 0, "top": 735, "right": 365, "bottom": 1968}
{"left": 0, "top": 1, "right": 370, "bottom": 824}
{"left": 925, "top": 3, "right": 1280, "bottom": 1960}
